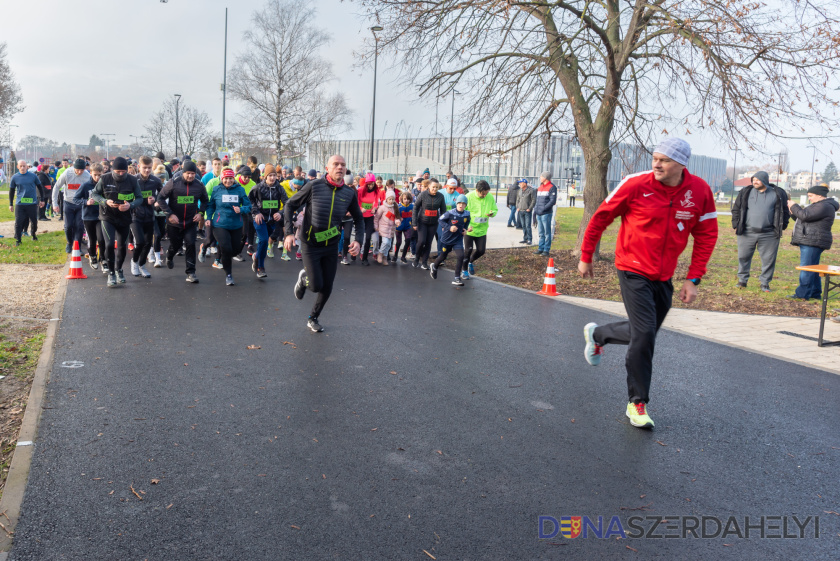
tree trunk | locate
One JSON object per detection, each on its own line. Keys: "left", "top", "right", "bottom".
{"left": 573, "top": 142, "right": 612, "bottom": 259}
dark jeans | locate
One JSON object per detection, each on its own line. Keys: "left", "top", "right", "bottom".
{"left": 63, "top": 203, "right": 84, "bottom": 246}
{"left": 518, "top": 210, "right": 532, "bottom": 242}
{"left": 130, "top": 221, "right": 155, "bottom": 265}
{"left": 213, "top": 226, "right": 244, "bottom": 275}
{"left": 102, "top": 221, "right": 130, "bottom": 272}
{"left": 300, "top": 243, "right": 340, "bottom": 319}
{"left": 166, "top": 222, "right": 198, "bottom": 274}
{"left": 592, "top": 270, "right": 673, "bottom": 404}
{"left": 464, "top": 234, "right": 487, "bottom": 267}
{"left": 794, "top": 245, "right": 825, "bottom": 299}
{"left": 14, "top": 205, "right": 38, "bottom": 241}
{"left": 361, "top": 216, "right": 375, "bottom": 261}
{"left": 433, "top": 244, "right": 465, "bottom": 277}
{"left": 83, "top": 220, "right": 106, "bottom": 261}
{"left": 507, "top": 205, "right": 517, "bottom": 226}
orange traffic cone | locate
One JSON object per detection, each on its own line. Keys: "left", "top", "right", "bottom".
{"left": 536, "top": 258, "right": 560, "bottom": 296}
{"left": 66, "top": 240, "right": 88, "bottom": 279}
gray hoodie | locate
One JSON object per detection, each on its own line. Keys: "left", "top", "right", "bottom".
{"left": 52, "top": 169, "right": 92, "bottom": 207}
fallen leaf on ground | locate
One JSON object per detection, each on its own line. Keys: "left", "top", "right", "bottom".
{"left": 151, "top": 479, "right": 161, "bottom": 484}
{"left": 247, "top": 345, "right": 261, "bottom": 350}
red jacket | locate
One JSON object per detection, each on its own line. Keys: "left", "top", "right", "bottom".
{"left": 581, "top": 170, "right": 718, "bottom": 281}
{"left": 357, "top": 186, "right": 379, "bottom": 218}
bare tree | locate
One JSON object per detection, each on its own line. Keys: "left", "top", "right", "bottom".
{"left": 143, "top": 98, "right": 214, "bottom": 158}
{"left": 359, "top": 0, "right": 840, "bottom": 256}
{"left": 228, "top": 0, "right": 352, "bottom": 164}
{"left": 0, "top": 43, "right": 24, "bottom": 131}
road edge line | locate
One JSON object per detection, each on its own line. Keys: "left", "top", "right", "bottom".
{"left": 0, "top": 265, "right": 69, "bottom": 554}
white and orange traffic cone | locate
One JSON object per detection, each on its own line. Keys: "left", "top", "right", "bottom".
{"left": 66, "top": 240, "right": 88, "bottom": 280}
{"left": 536, "top": 258, "right": 560, "bottom": 296}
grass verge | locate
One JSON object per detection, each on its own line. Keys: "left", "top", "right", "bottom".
{"left": 0, "top": 231, "right": 68, "bottom": 265}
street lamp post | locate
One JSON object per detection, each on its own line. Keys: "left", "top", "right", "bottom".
{"left": 729, "top": 148, "right": 738, "bottom": 211}
{"left": 6, "top": 124, "right": 18, "bottom": 182}
{"left": 369, "top": 26, "right": 383, "bottom": 171}
{"left": 222, "top": 7, "right": 228, "bottom": 150}
{"left": 448, "top": 87, "right": 459, "bottom": 171}
{"left": 101, "top": 134, "right": 115, "bottom": 160}
{"left": 129, "top": 135, "right": 142, "bottom": 157}
{"left": 807, "top": 144, "right": 817, "bottom": 189}
{"left": 174, "top": 94, "right": 182, "bottom": 157}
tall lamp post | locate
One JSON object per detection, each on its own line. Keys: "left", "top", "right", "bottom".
{"left": 369, "top": 25, "right": 383, "bottom": 171}
{"left": 448, "top": 87, "right": 459, "bottom": 171}
{"left": 6, "top": 124, "right": 18, "bottom": 182}
{"left": 807, "top": 144, "right": 817, "bottom": 189}
{"left": 101, "top": 134, "right": 115, "bottom": 160}
{"left": 174, "top": 94, "right": 182, "bottom": 157}
{"left": 729, "top": 148, "right": 738, "bottom": 210}
{"left": 129, "top": 134, "right": 142, "bottom": 157}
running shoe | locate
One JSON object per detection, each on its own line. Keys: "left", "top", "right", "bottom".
{"left": 468, "top": 262, "right": 475, "bottom": 275}
{"left": 361, "top": 259, "right": 370, "bottom": 267}
{"left": 583, "top": 322, "right": 602, "bottom": 366}
{"left": 281, "top": 252, "right": 291, "bottom": 261}
{"left": 65, "top": 243, "right": 72, "bottom": 253}
{"left": 341, "top": 256, "right": 351, "bottom": 265}
{"left": 153, "top": 258, "right": 162, "bottom": 268}
{"left": 420, "top": 263, "right": 429, "bottom": 270}
{"left": 233, "top": 254, "right": 244, "bottom": 262}
{"left": 128, "top": 243, "right": 134, "bottom": 251}
{"left": 452, "top": 277, "right": 464, "bottom": 286}
{"left": 138, "top": 265, "right": 151, "bottom": 278}
{"left": 307, "top": 317, "right": 324, "bottom": 333}
{"left": 295, "top": 252, "right": 302, "bottom": 261}
{"left": 116, "top": 269, "right": 126, "bottom": 284}
{"left": 212, "top": 260, "right": 223, "bottom": 269}
{"left": 267, "top": 246, "right": 274, "bottom": 258}
{"left": 412, "top": 261, "right": 419, "bottom": 269}
{"left": 461, "top": 270, "right": 470, "bottom": 280}
{"left": 430, "top": 263, "right": 438, "bottom": 279}
{"left": 130, "top": 261, "right": 141, "bottom": 277}
{"left": 186, "top": 274, "right": 199, "bottom": 284}
{"left": 626, "top": 402, "right": 654, "bottom": 429}
{"left": 198, "top": 247, "right": 206, "bottom": 263}
{"left": 294, "top": 269, "right": 307, "bottom": 300}
{"left": 89, "top": 256, "right": 99, "bottom": 270}
{"left": 225, "top": 275, "right": 235, "bottom": 286}
{"left": 211, "top": 246, "right": 218, "bottom": 254}
{"left": 251, "top": 253, "right": 257, "bottom": 273}
{"left": 166, "top": 257, "right": 174, "bottom": 269}
{"left": 31, "top": 235, "right": 37, "bottom": 241}
{"left": 107, "top": 272, "right": 117, "bottom": 287}
{"left": 101, "top": 263, "right": 110, "bottom": 275}
{"left": 256, "top": 268, "right": 267, "bottom": 279}
{"left": 400, "top": 257, "right": 407, "bottom": 265}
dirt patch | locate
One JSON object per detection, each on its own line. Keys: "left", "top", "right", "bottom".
{"left": 473, "top": 247, "right": 829, "bottom": 317}
{"left": 0, "top": 264, "right": 64, "bottom": 319}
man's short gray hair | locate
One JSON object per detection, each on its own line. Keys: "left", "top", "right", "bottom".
{"left": 540, "top": 171, "right": 552, "bottom": 181}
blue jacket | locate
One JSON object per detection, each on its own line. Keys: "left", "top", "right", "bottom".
{"left": 396, "top": 203, "right": 414, "bottom": 231}
{"left": 438, "top": 208, "right": 471, "bottom": 246}
{"left": 9, "top": 172, "right": 43, "bottom": 206}
{"left": 534, "top": 181, "right": 558, "bottom": 216}
{"left": 77, "top": 178, "right": 101, "bottom": 221}
{"left": 205, "top": 183, "right": 251, "bottom": 230}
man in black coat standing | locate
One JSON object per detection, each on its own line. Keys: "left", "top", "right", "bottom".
{"left": 787, "top": 183, "right": 839, "bottom": 300}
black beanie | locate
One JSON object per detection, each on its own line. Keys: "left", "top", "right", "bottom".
{"left": 182, "top": 161, "right": 198, "bottom": 174}
{"left": 112, "top": 157, "right": 128, "bottom": 171}
{"left": 73, "top": 158, "right": 86, "bottom": 170}
{"left": 808, "top": 183, "right": 829, "bottom": 197}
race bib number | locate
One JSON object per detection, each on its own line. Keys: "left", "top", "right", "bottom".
{"left": 262, "top": 200, "right": 279, "bottom": 209}
{"left": 386, "top": 212, "right": 395, "bottom": 220}
{"left": 314, "top": 226, "right": 339, "bottom": 242}
{"left": 362, "top": 203, "right": 374, "bottom": 210}
{"left": 177, "top": 196, "right": 194, "bottom": 204}
{"left": 67, "top": 184, "right": 80, "bottom": 191}
{"left": 222, "top": 194, "right": 239, "bottom": 203}
{"left": 424, "top": 209, "right": 438, "bottom": 217}
{"left": 20, "top": 197, "right": 34, "bottom": 204}
{"left": 118, "top": 193, "right": 135, "bottom": 201}
{"left": 474, "top": 217, "right": 489, "bottom": 224}
{"left": 141, "top": 190, "right": 153, "bottom": 198}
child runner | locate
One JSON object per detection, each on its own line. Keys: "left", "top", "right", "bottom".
{"left": 251, "top": 163, "right": 288, "bottom": 278}
{"left": 430, "top": 194, "right": 471, "bottom": 286}
{"left": 463, "top": 180, "right": 498, "bottom": 279}
{"left": 438, "top": 178, "right": 460, "bottom": 254}
{"left": 78, "top": 164, "right": 106, "bottom": 272}
{"left": 373, "top": 190, "right": 398, "bottom": 265}
{"left": 394, "top": 191, "right": 414, "bottom": 264}
{"left": 357, "top": 173, "right": 379, "bottom": 265}
{"left": 412, "top": 179, "right": 446, "bottom": 269}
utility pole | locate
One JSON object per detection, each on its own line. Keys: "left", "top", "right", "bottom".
{"left": 221, "top": 8, "right": 228, "bottom": 150}
{"left": 174, "top": 94, "right": 182, "bottom": 157}
{"left": 369, "top": 25, "right": 383, "bottom": 171}
{"left": 729, "top": 149, "right": 738, "bottom": 211}
{"left": 101, "top": 134, "right": 115, "bottom": 160}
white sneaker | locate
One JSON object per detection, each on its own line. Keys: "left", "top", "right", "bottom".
{"left": 153, "top": 258, "right": 162, "bottom": 268}
{"left": 138, "top": 265, "right": 151, "bottom": 278}
{"left": 130, "top": 260, "right": 141, "bottom": 277}
{"left": 583, "top": 322, "right": 602, "bottom": 366}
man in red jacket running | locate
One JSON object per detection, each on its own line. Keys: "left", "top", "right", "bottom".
{"left": 577, "top": 137, "right": 718, "bottom": 429}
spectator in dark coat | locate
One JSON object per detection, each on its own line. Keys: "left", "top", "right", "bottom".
{"left": 507, "top": 180, "right": 522, "bottom": 228}
{"left": 787, "top": 183, "right": 839, "bottom": 300}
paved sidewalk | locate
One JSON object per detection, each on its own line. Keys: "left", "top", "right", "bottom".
{"left": 555, "top": 295, "right": 840, "bottom": 375}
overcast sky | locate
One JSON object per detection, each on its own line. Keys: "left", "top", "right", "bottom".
{"left": 2, "top": 0, "right": 835, "bottom": 173}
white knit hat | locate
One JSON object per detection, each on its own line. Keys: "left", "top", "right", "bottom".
{"left": 653, "top": 137, "right": 691, "bottom": 166}
{"left": 385, "top": 190, "right": 396, "bottom": 200}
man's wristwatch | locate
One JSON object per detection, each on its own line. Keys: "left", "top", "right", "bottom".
{"left": 688, "top": 278, "right": 701, "bottom": 286}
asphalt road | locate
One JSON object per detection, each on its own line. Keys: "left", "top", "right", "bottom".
{"left": 9, "top": 249, "right": 840, "bottom": 560}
